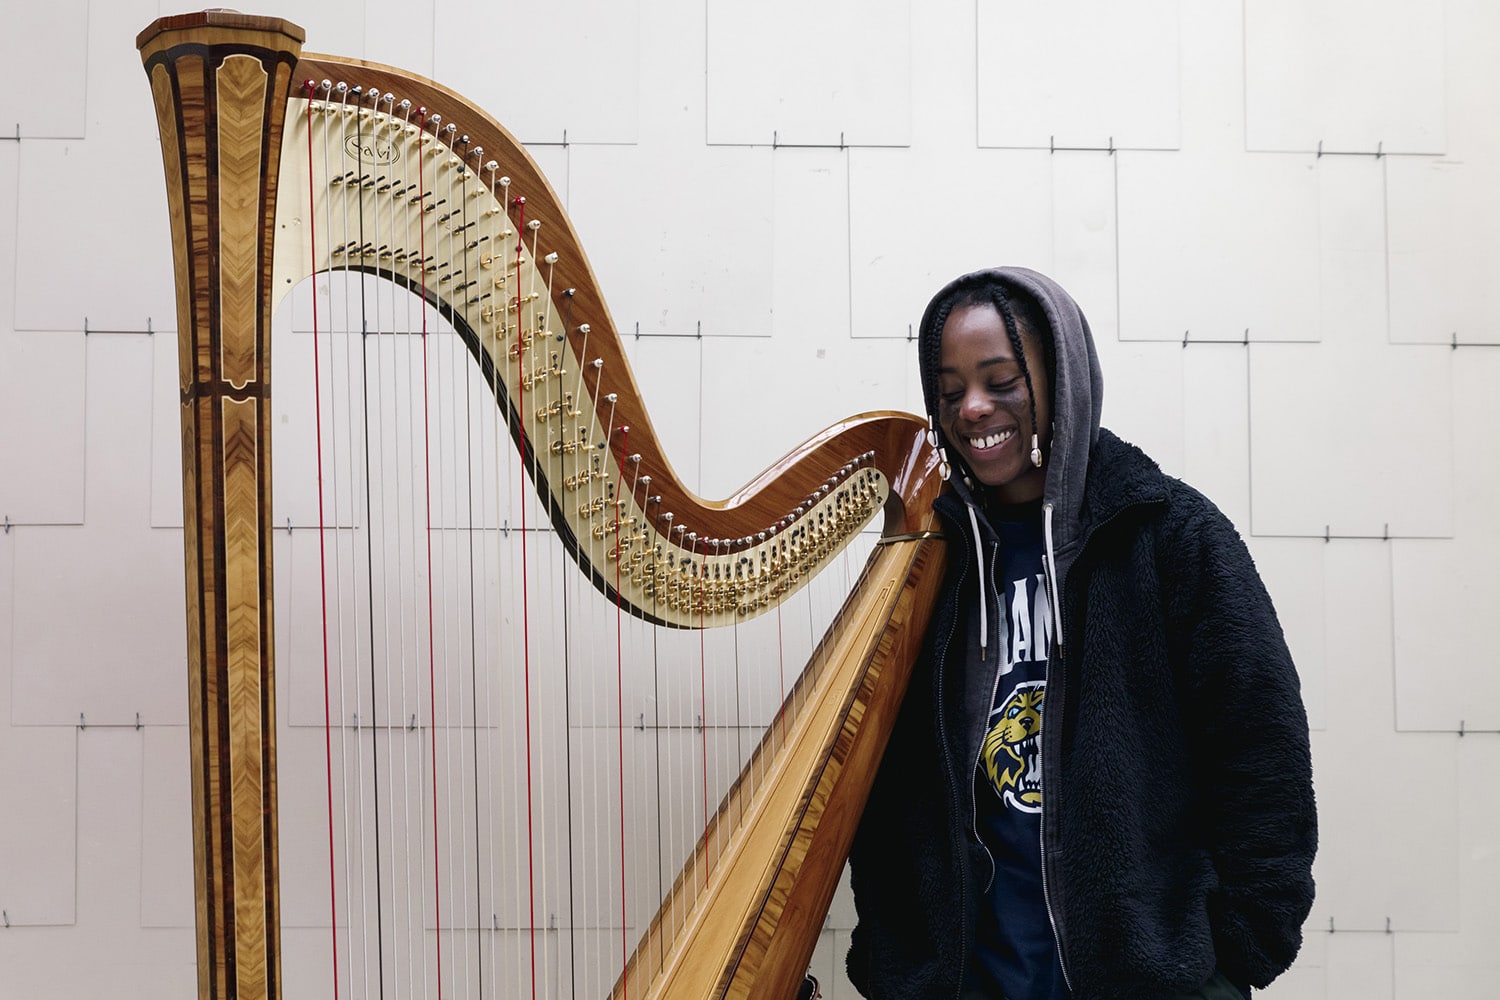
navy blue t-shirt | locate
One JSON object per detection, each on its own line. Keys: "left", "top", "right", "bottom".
{"left": 965, "top": 505, "right": 1070, "bottom": 999}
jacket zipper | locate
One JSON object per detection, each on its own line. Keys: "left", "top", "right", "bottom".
{"left": 932, "top": 537, "right": 972, "bottom": 999}
{"left": 1039, "top": 502, "right": 1074, "bottom": 993}
{"left": 1037, "top": 499, "right": 1148, "bottom": 995}
{"left": 968, "top": 537, "right": 1003, "bottom": 894}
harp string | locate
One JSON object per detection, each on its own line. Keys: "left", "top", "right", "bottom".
{"left": 379, "top": 91, "right": 411, "bottom": 1000}
{"left": 337, "top": 79, "right": 378, "bottom": 1000}
{"left": 444, "top": 118, "right": 474, "bottom": 1000}
{"left": 601, "top": 401, "right": 628, "bottom": 1000}
{"left": 404, "top": 96, "right": 433, "bottom": 1000}
{"left": 511, "top": 175, "right": 541, "bottom": 998}
{"left": 537, "top": 227, "right": 568, "bottom": 1000}
{"left": 480, "top": 162, "right": 508, "bottom": 1000}
{"left": 304, "top": 80, "right": 345, "bottom": 1000}
{"left": 612, "top": 430, "right": 633, "bottom": 1000}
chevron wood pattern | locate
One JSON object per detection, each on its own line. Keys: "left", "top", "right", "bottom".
{"left": 217, "top": 57, "right": 268, "bottom": 392}
{"left": 222, "top": 395, "right": 271, "bottom": 999}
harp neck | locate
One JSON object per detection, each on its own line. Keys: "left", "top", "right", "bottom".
{"left": 272, "top": 43, "right": 946, "bottom": 623}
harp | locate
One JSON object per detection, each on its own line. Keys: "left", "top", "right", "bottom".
{"left": 137, "top": 11, "right": 944, "bottom": 1000}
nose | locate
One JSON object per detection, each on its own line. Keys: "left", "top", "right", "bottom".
{"left": 959, "top": 385, "right": 994, "bottom": 423}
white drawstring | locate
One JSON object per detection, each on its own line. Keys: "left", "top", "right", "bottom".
{"left": 1042, "top": 503, "right": 1064, "bottom": 648}
{"left": 967, "top": 501, "right": 988, "bottom": 662}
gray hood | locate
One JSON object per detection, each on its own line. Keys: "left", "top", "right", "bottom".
{"left": 916, "top": 266, "right": 1104, "bottom": 582}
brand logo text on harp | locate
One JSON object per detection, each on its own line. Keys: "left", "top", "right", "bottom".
{"left": 343, "top": 133, "right": 397, "bottom": 163}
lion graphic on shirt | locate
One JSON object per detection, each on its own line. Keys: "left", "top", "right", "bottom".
{"left": 980, "top": 680, "right": 1045, "bottom": 813}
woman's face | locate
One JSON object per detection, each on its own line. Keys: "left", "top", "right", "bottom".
{"left": 936, "top": 302, "right": 1051, "bottom": 503}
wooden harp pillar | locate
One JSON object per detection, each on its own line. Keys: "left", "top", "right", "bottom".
{"left": 137, "top": 13, "right": 305, "bottom": 1000}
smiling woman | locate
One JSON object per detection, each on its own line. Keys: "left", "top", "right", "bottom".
{"left": 846, "top": 267, "right": 1317, "bottom": 1000}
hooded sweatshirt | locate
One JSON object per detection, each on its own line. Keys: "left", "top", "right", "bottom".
{"left": 846, "top": 268, "right": 1316, "bottom": 1000}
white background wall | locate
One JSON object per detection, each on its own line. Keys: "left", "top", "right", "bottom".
{"left": 2, "top": 1, "right": 1498, "bottom": 997}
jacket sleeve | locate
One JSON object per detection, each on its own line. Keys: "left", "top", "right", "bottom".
{"left": 1162, "top": 492, "right": 1318, "bottom": 988}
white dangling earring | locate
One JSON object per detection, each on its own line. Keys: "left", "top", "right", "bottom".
{"left": 929, "top": 420, "right": 952, "bottom": 481}
{"left": 1030, "top": 433, "right": 1043, "bottom": 468}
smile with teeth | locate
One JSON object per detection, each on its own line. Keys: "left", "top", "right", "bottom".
{"left": 967, "top": 428, "right": 1015, "bottom": 452}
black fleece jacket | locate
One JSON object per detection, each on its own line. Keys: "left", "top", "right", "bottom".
{"left": 846, "top": 430, "right": 1317, "bottom": 1000}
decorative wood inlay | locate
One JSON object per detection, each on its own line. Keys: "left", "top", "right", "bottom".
{"left": 179, "top": 413, "right": 213, "bottom": 1000}
{"left": 150, "top": 64, "right": 193, "bottom": 393}
{"left": 222, "top": 396, "right": 267, "bottom": 998}
{"left": 176, "top": 55, "right": 213, "bottom": 390}
{"left": 216, "top": 56, "right": 268, "bottom": 392}
{"left": 194, "top": 394, "right": 228, "bottom": 1000}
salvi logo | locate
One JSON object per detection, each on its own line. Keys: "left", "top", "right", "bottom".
{"left": 345, "top": 135, "right": 397, "bottom": 164}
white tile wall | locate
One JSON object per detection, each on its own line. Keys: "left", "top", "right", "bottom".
{"left": 0, "top": 144, "right": 16, "bottom": 323}
{"left": 146, "top": 326, "right": 184, "bottom": 529}
{"left": 69, "top": 729, "right": 196, "bottom": 997}
{"left": 1391, "top": 351, "right": 1500, "bottom": 732}
{"left": 1391, "top": 740, "right": 1500, "bottom": 994}
{"left": 977, "top": 0, "right": 1182, "bottom": 150}
{"left": 1386, "top": 156, "right": 1500, "bottom": 345}
{"left": 1244, "top": 0, "right": 1445, "bottom": 154}
{"left": 906, "top": 0, "right": 980, "bottom": 147}
{"left": 706, "top": 0, "right": 911, "bottom": 148}
{"left": 1316, "top": 157, "right": 1389, "bottom": 347}
{"left": 568, "top": 142, "right": 775, "bottom": 339}
{"left": 1117, "top": 149, "right": 1322, "bottom": 343}
{"left": 697, "top": 335, "right": 910, "bottom": 500}
{"left": 0, "top": 725, "right": 77, "bottom": 926}
{"left": 1445, "top": 0, "right": 1500, "bottom": 161}
{"left": 770, "top": 148, "right": 851, "bottom": 340}
{"left": 635, "top": 0, "right": 708, "bottom": 143}
{"left": 848, "top": 145, "right": 1054, "bottom": 340}
{"left": 436, "top": 0, "right": 640, "bottom": 146}
{"left": 0, "top": 0, "right": 90, "bottom": 139}
{"left": 1310, "top": 542, "right": 1459, "bottom": 932}
{"left": 10, "top": 336, "right": 185, "bottom": 727}
{"left": 365, "top": 0, "right": 435, "bottom": 77}
{"left": 0, "top": 330, "right": 87, "bottom": 525}
{"left": 138, "top": 725, "right": 193, "bottom": 929}
{"left": 1248, "top": 342, "right": 1454, "bottom": 540}
{"left": 1049, "top": 151, "right": 1119, "bottom": 342}
{"left": 1178, "top": 0, "right": 1252, "bottom": 150}
{"left": 1092, "top": 338, "right": 1185, "bottom": 475}
{"left": 3, "top": 1, "right": 1497, "bottom": 998}
{"left": 258, "top": 0, "right": 367, "bottom": 62}
{"left": 1181, "top": 344, "right": 1252, "bottom": 532}
{"left": 12, "top": 0, "right": 174, "bottom": 332}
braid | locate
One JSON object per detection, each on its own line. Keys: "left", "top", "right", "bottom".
{"left": 919, "top": 297, "right": 959, "bottom": 424}
{"left": 985, "top": 286, "right": 1041, "bottom": 460}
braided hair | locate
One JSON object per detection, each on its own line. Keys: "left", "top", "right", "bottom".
{"left": 918, "top": 274, "right": 1055, "bottom": 480}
